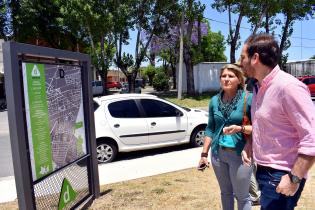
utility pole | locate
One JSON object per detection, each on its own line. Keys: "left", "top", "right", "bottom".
{"left": 178, "top": 5, "right": 184, "bottom": 100}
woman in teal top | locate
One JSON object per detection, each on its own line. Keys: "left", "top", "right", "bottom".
{"left": 198, "top": 63, "right": 253, "bottom": 210}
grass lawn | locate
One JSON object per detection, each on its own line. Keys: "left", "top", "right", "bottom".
{"left": 89, "top": 166, "right": 315, "bottom": 210}
{"left": 153, "top": 90, "right": 217, "bottom": 108}
{"left": 2, "top": 166, "right": 314, "bottom": 210}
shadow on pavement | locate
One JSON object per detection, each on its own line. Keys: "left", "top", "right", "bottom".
{"left": 102, "top": 144, "right": 193, "bottom": 164}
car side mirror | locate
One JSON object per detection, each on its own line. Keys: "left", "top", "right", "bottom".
{"left": 175, "top": 109, "right": 183, "bottom": 117}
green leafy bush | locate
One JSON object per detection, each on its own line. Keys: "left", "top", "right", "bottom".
{"left": 153, "top": 71, "right": 169, "bottom": 91}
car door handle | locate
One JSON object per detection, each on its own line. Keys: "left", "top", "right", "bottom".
{"left": 114, "top": 124, "right": 120, "bottom": 128}
{"left": 151, "top": 122, "right": 156, "bottom": 126}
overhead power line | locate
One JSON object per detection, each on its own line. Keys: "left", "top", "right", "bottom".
{"left": 291, "top": 45, "right": 315, "bottom": 49}
{"left": 205, "top": 17, "right": 315, "bottom": 41}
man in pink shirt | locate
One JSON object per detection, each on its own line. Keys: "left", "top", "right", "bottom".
{"left": 240, "top": 33, "right": 315, "bottom": 210}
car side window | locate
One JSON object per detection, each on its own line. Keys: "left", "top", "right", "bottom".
{"left": 108, "top": 100, "right": 140, "bottom": 118}
{"left": 140, "top": 99, "right": 182, "bottom": 117}
{"left": 310, "top": 78, "right": 315, "bottom": 84}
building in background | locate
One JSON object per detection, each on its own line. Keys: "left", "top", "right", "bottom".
{"left": 285, "top": 59, "right": 315, "bottom": 76}
{"left": 93, "top": 68, "right": 127, "bottom": 83}
{"left": 107, "top": 69, "right": 127, "bottom": 82}
{"left": 176, "top": 62, "right": 227, "bottom": 94}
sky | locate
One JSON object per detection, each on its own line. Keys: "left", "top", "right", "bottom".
{"left": 122, "top": 0, "right": 315, "bottom": 65}
{"left": 200, "top": 0, "right": 315, "bottom": 62}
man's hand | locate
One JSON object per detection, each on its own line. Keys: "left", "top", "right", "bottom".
{"left": 276, "top": 174, "right": 299, "bottom": 196}
{"left": 241, "top": 142, "right": 252, "bottom": 166}
{"left": 223, "top": 125, "right": 241, "bottom": 134}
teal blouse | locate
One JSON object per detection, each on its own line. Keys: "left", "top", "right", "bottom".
{"left": 205, "top": 90, "right": 252, "bottom": 156}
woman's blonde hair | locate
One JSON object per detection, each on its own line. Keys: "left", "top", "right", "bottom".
{"left": 220, "top": 63, "right": 245, "bottom": 89}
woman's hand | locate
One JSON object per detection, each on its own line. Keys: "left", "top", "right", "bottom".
{"left": 223, "top": 125, "right": 241, "bottom": 134}
{"left": 198, "top": 157, "right": 209, "bottom": 171}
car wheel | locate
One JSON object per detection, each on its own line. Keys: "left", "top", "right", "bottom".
{"left": 190, "top": 125, "right": 206, "bottom": 147}
{"left": 96, "top": 141, "right": 118, "bottom": 163}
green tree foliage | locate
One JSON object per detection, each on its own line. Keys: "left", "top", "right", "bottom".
{"left": 183, "top": 0, "right": 205, "bottom": 95}
{"left": 310, "top": 55, "right": 315, "bottom": 59}
{"left": 192, "top": 29, "right": 226, "bottom": 63}
{"left": 158, "top": 49, "right": 178, "bottom": 89}
{"left": 142, "top": 65, "right": 156, "bottom": 86}
{"left": 246, "top": 0, "right": 315, "bottom": 67}
{"left": 115, "top": 0, "right": 180, "bottom": 93}
{"left": 212, "top": 0, "right": 251, "bottom": 63}
{"left": 153, "top": 71, "right": 169, "bottom": 91}
{"left": 4, "top": 0, "right": 78, "bottom": 49}
{"left": 60, "top": 0, "right": 120, "bottom": 94}
{"left": 277, "top": 0, "right": 315, "bottom": 68}
{"left": 212, "top": 0, "right": 315, "bottom": 67}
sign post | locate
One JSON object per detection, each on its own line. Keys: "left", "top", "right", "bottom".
{"left": 3, "top": 42, "right": 99, "bottom": 210}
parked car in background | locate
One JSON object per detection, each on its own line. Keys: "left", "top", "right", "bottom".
{"left": 297, "top": 75, "right": 315, "bottom": 97}
{"left": 136, "top": 78, "right": 145, "bottom": 88}
{"left": 120, "top": 82, "right": 141, "bottom": 94}
{"left": 92, "top": 80, "right": 104, "bottom": 96}
{"left": 106, "top": 81, "right": 122, "bottom": 89}
{"left": 93, "top": 94, "right": 208, "bottom": 163}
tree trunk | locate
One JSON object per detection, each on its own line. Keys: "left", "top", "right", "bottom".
{"left": 279, "top": 15, "right": 291, "bottom": 68}
{"left": 149, "top": 52, "right": 156, "bottom": 66}
{"left": 229, "top": 7, "right": 243, "bottom": 63}
{"left": 100, "top": 36, "right": 109, "bottom": 95}
{"left": 170, "top": 52, "right": 176, "bottom": 89}
{"left": 265, "top": 13, "right": 270, "bottom": 34}
{"left": 184, "top": 0, "right": 195, "bottom": 95}
{"left": 126, "top": 74, "right": 135, "bottom": 93}
{"left": 184, "top": 47, "right": 195, "bottom": 96}
{"left": 253, "top": 4, "right": 267, "bottom": 35}
{"left": 230, "top": 44, "right": 236, "bottom": 64}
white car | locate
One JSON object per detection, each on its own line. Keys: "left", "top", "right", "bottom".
{"left": 93, "top": 94, "right": 208, "bottom": 163}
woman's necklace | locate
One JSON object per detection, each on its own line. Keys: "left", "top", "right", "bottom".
{"left": 218, "top": 89, "right": 243, "bottom": 118}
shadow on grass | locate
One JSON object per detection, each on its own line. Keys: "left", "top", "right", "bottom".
{"left": 100, "top": 189, "right": 113, "bottom": 196}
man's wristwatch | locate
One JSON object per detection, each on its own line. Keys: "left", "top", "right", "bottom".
{"left": 288, "top": 171, "right": 302, "bottom": 184}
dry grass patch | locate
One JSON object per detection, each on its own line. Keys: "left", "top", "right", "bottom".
{"left": 89, "top": 168, "right": 221, "bottom": 210}
{"left": 89, "top": 166, "right": 315, "bottom": 210}
{"left": 1, "top": 166, "right": 315, "bottom": 210}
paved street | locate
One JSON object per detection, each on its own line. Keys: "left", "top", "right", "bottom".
{"left": 0, "top": 111, "right": 13, "bottom": 177}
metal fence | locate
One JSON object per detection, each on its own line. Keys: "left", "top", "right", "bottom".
{"left": 285, "top": 60, "right": 315, "bottom": 76}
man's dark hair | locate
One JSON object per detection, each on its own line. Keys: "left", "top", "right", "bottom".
{"left": 245, "top": 33, "right": 280, "bottom": 68}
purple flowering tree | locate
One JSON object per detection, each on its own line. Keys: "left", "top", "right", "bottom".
{"left": 114, "top": 0, "right": 180, "bottom": 93}
{"left": 143, "top": 20, "right": 208, "bottom": 91}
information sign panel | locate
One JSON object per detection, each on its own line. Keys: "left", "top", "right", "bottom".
{"left": 22, "top": 62, "right": 87, "bottom": 181}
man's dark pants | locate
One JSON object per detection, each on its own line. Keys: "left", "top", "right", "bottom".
{"left": 256, "top": 165, "right": 306, "bottom": 210}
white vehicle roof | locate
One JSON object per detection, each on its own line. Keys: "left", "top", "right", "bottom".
{"left": 93, "top": 93, "right": 158, "bottom": 103}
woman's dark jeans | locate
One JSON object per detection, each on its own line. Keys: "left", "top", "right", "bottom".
{"left": 256, "top": 165, "right": 306, "bottom": 210}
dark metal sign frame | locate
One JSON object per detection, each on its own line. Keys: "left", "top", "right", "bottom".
{"left": 3, "top": 41, "right": 100, "bottom": 210}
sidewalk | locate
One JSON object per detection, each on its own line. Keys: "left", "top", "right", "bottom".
{"left": 0, "top": 147, "right": 202, "bottom": 204}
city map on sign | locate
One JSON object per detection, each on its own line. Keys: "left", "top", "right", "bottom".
{"left": 22, "top": 63, "right": 87, "bottom": 180}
